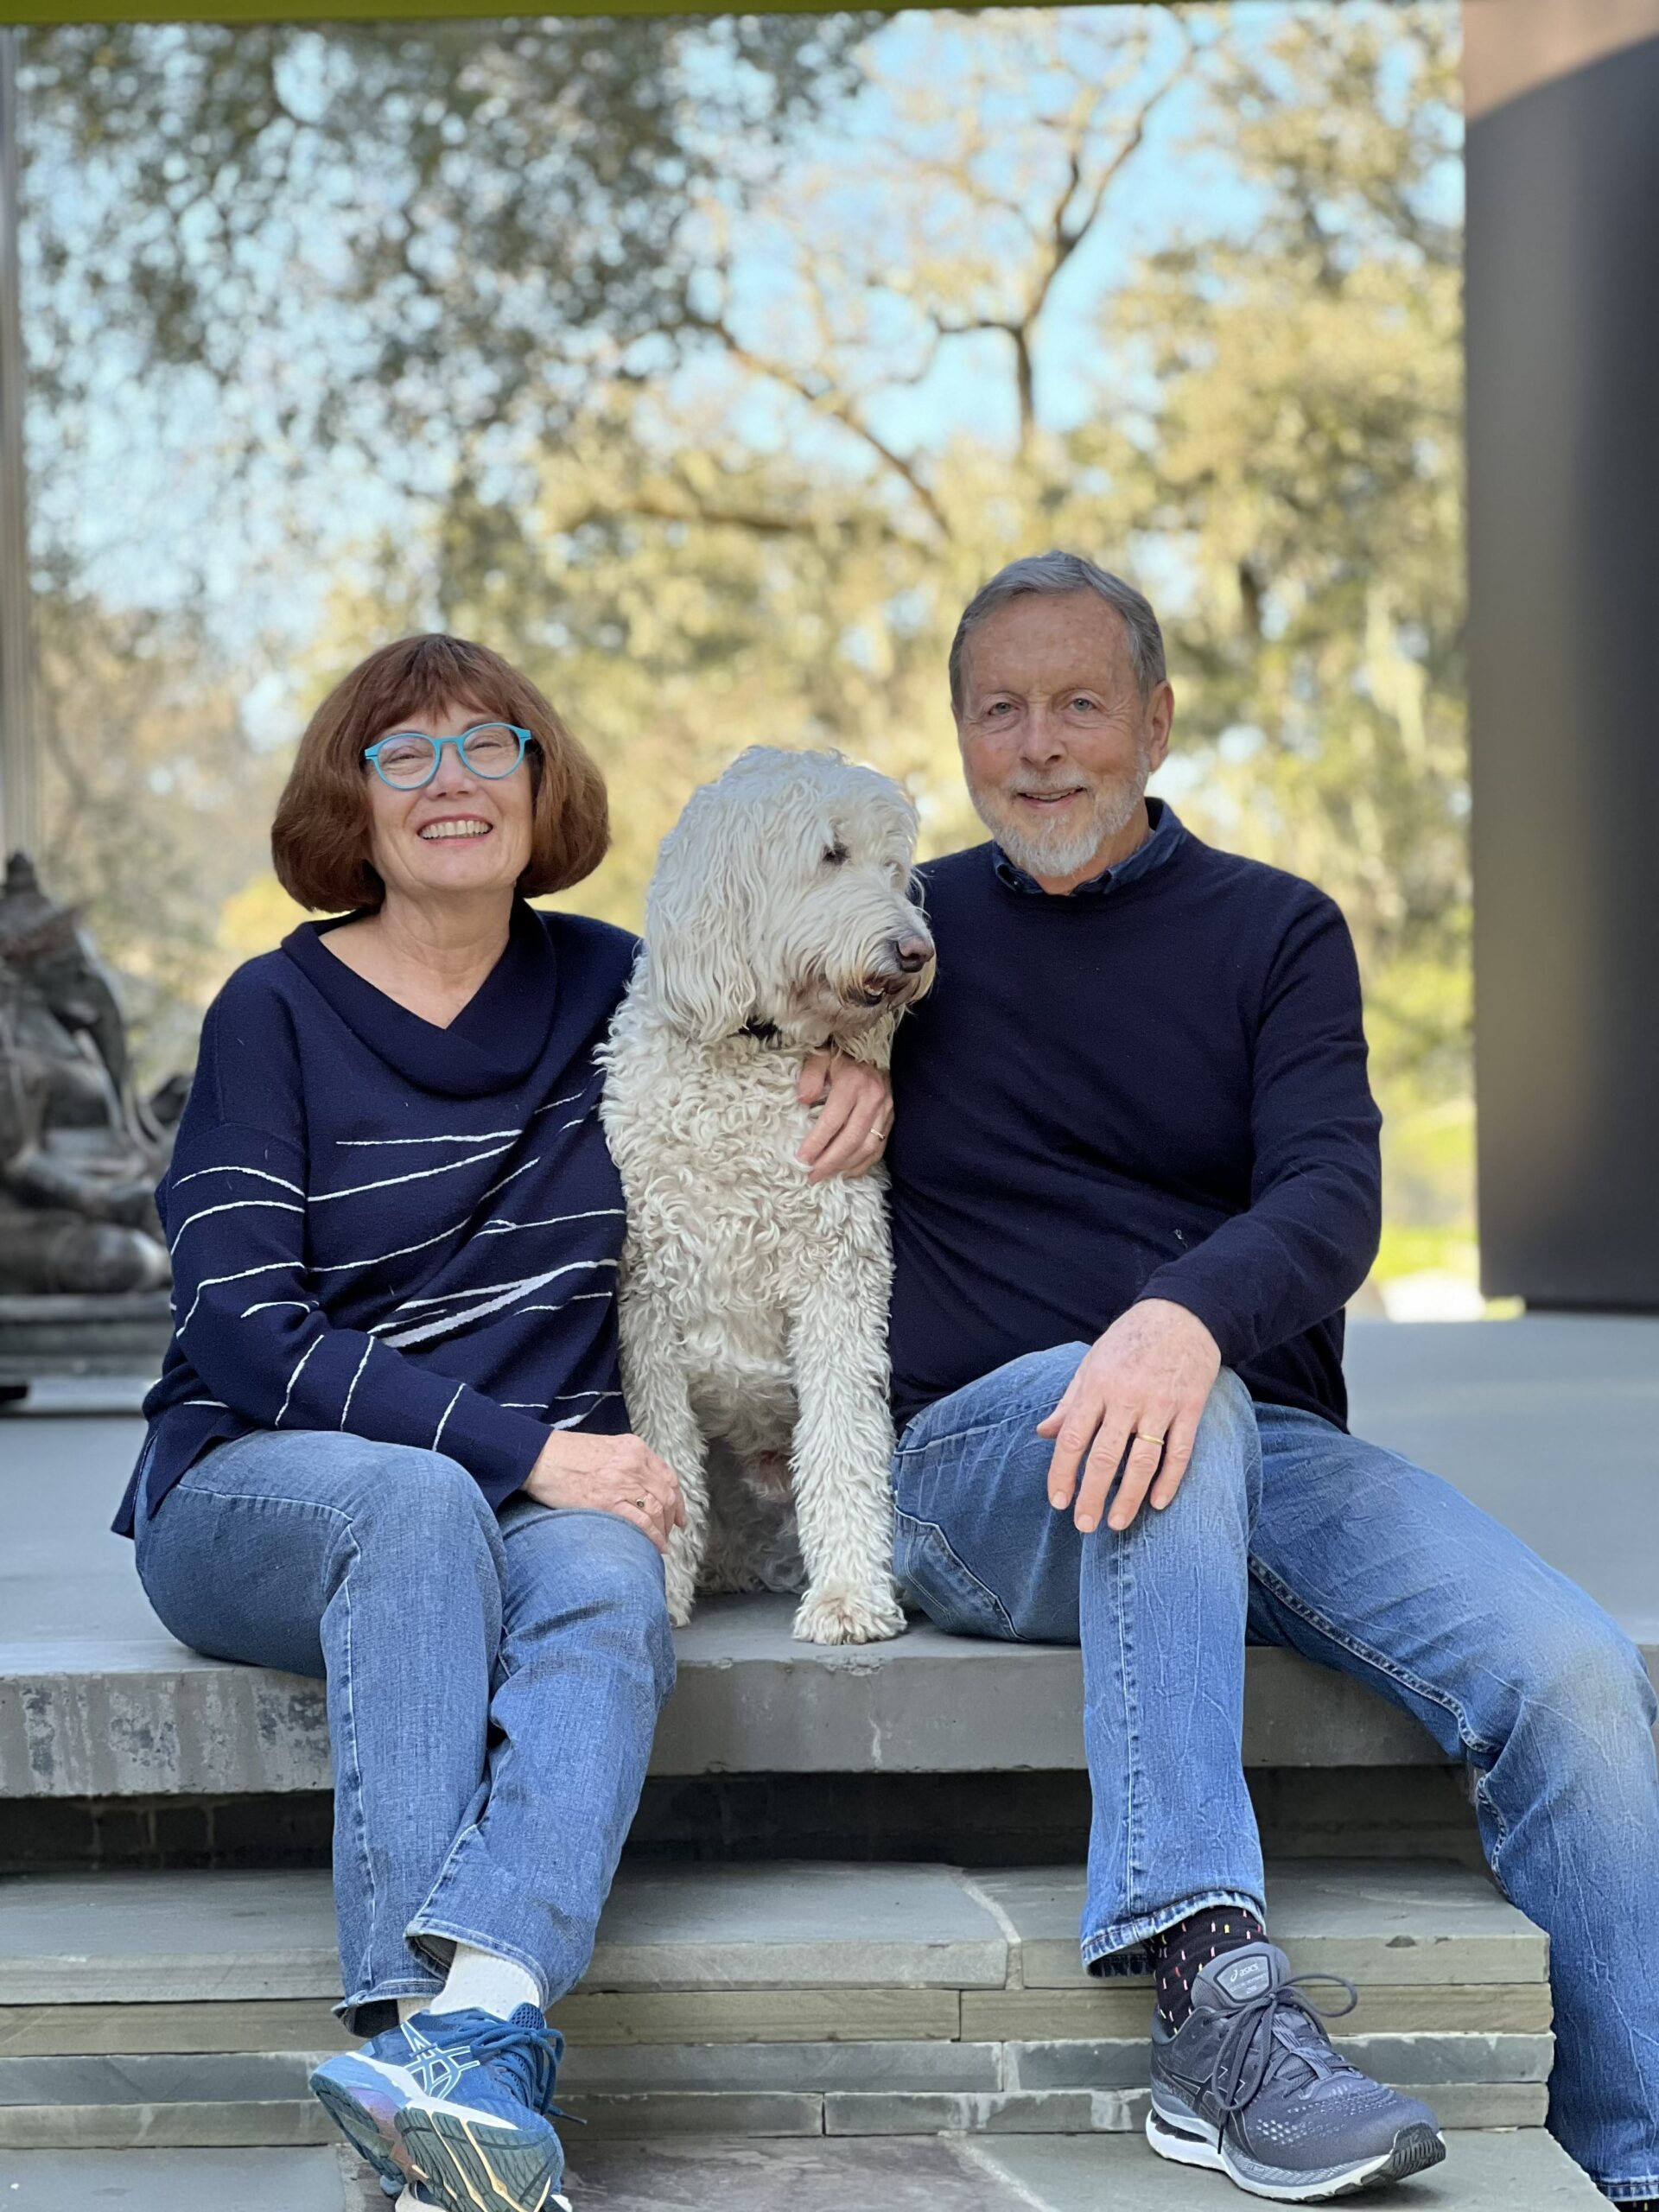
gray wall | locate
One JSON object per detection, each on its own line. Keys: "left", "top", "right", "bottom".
{"left": 1465, "top": 16, "right": 1659, "bottom": 1302}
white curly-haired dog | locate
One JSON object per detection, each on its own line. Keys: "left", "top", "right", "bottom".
{"left": 600, "top": 746, "right": 935, "bottom": 1645}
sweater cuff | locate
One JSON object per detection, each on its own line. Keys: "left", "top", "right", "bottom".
{"left": 439, "top": 1389, "right": 550, "bottom": 1509}
{"left": 1135, "top": 1266, "right": 1250, "bottom": 1370}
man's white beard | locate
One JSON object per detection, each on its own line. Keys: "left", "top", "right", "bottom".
{"left": 969, "top": 764, "right": 1148, "bottom": 883}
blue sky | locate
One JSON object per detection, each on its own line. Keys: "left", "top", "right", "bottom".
{"left": 21, "top": 2, "right": 1462, "bottom": 738}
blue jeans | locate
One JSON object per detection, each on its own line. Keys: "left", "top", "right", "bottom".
{"left": 893, "top": 1348, "right": 1659, "bottom": 2201}
{"left": 134, "top": 1429, "right": 675, "bottom": 2026}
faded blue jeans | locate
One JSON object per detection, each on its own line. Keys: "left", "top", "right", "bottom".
{"left": 133, "top": 1428, "right": 675, "bottom": 2028}
{"left": 893, "top": 1349, "right": 1659, "bottom": 2201}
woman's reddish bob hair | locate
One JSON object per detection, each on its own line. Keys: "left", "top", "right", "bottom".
{"left": 271, "top": 634, "right": 610, "bottom": 913}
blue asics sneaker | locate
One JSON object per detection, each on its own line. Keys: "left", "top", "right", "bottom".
{"left": 310, "top": 2005, "right": 569, "bottom": 2212}
{"left": 1147, "top": 1942, "right": 1446, "bottom": 2202}
{"left": 394, "top": 2005, "right": 569, "bottom": 2212}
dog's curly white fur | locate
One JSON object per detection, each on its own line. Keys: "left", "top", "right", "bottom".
{"left": 600, "top": 747, "right": 934, "bottom": 1645}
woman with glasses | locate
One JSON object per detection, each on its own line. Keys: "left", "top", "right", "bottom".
{"left": 111, "top": 635, "right": 890, "bottom": 2212}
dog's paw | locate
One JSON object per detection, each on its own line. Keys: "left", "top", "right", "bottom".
{"left": 792, "top": 1581, "right": 907, "bottom": 1645}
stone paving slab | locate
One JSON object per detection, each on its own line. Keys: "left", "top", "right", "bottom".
{"left": 560, "top": 2038, "right": 1005, "bottom": 2093}
{"left": 961, "top": 1982, "right": 1553, "bottom": 2040}
{"left": 0, "top": 2147, "right": 350, "bottom": 2212}
{"left": 0, "top": 1872, "right": 339, "bottom": 2004}
{"left": 572, "top": 2091, "right": 827, "bottom": 2139}
{"left": 826, "top": 2083, "right": 1547, "bottom": 2134}
{"left": 826, "top": 2088, "right": 1148, "bottom": 2135}
{"left": 0, "top": 1859, "right": 1543, "bottom": 2007}
{"left": 0, "top": 1998, "right": 353, "bottom": 2058}
{"left": 1004, "top": 2031, "right": 1554, "bottom": 2092}
{"left": 0, "top": 1990, "right": 968, "bottom": 2056}
{"left": 0, "top": 2051, "right": 315, "bottom": 2106}
{"left": 553, "top": 1988, "right": 966, "bottom": 2047}
{"left": 556, "top": 2134, "right": 1024, "bottom": 2212}
{"left": 976, "top": 1860, "right": 1547, "bottom": 1989}
{"left": 0, "top": 2100, "right": 333, "bottom": 2149}
{"left": 0, "top": 2028, "right": 1552, "bottom": 2110}
{"left": 584, "top": 1865, "right": 1007, "bottom": 1989}
{"left": 982, "top": 2126, "right": 1605, "bottom": 2210}
{"left": 0, "top": 1977, "right": 1556, "bottom": 2054}
{"left": 8, "top": 2131, "right": 1599, "bottom": 2212}
{"left": 0, "top": 2034, "right": 1558, "bottom": 2150}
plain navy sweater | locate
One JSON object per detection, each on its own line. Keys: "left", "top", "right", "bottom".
{"left": 115, "top": 901, "right": 635, "bottom": 1537}
{"left": 887, "top": 811, "right": 1382, "bottom": 1431}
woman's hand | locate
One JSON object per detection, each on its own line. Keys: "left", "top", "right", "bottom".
{"left": 522, "top": 1430, "right": 686, "bottom": 1554}
{"left": 796, "top": 1052, "right": 893, "bottom": 1183}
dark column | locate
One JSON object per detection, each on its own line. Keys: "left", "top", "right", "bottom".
{"left": 1465, "top": 0, "right": 1659, "bottom": 1304}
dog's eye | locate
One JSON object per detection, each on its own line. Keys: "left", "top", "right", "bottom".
{"left": 823, "top": 841, "right": 849, "bottom": 867}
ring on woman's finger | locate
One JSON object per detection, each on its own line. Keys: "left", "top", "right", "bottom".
{"left": 633, "top": 1496, "right": 648, "bottom": 1511}
{"left": 1132, "top": 1432, "right": 1166, "bottom": 1452}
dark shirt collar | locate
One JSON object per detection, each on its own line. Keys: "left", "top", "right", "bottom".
{"left": 992, "top": 796, "right": 1183, "bottom": 899}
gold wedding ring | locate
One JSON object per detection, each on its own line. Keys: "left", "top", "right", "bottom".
{"left": 1133, "top": 1433, "right": 1166, "bottom": 1451}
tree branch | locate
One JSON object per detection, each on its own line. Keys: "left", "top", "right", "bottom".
{"left": 684, "top": 310, "right": 950, "bottom": 540}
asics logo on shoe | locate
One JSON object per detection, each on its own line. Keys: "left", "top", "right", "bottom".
{"left": 400, "top": 2022, "right": 467, "bottom": 2102}
{"left": 1215, "top": 1954, "right": 1271, "bottom": 2001}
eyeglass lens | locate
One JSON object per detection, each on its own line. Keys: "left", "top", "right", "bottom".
{"left": 375, "top": 725, "right": 522, "bottom": 786}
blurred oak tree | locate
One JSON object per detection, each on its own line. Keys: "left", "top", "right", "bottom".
{"left": 20, "top": 3, "right": 1470, "bottom": 1255}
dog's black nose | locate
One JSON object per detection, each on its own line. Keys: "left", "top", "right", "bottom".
{"left": 891, "top": 934, "right": 933, "bottom": 974}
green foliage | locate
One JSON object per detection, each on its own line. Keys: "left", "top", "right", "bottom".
{"left": 22, "top": 3, "right": 1474, "bottom": 1269}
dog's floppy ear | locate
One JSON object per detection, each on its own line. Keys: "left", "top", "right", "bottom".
{"left": 642, "top": 780, "right": 757, "bottom": 1041}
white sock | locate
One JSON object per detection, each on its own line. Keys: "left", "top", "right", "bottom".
{"left": 397, "top": 1997, "right": 434, "bottom": 2027}
{"left": 429, "top": 1942, "right": 543, "bottom": 2022}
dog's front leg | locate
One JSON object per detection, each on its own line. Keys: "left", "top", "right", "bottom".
{"left": 785, "top": 1270, "right": 906, "bottom": 1646}
{"left": 616, "top": 1284, "right": 709, "bottom": 1628}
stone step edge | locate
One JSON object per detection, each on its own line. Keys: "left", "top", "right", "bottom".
{"left": 0, "top": 2029, "right": 1557, "bottom": 2099}
{"left": 0, "top": 1627, "right": 1478, "bottom": 1795}
{"left": 0, "top": 1981, "right": 1556, "bottom": 2054}
{"left": 0, "top": 2081, "right": 1549, "bottom": 2152}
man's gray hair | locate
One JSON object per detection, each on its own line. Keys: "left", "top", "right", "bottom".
{"left": 948, "top": 551, "right": 1166, "bottom": 711}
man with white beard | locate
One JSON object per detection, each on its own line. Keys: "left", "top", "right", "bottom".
{"left": 883, "top": 551, "right": 1659, "bottom": 2207}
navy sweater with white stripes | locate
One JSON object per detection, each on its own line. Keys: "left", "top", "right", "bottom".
{"left": 114, "top": 900, "right": 635, "bottom": 1536}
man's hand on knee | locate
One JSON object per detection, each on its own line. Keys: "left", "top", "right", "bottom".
{"left": 1039, "top": 1300, "right": 1222, "bottom": 1535}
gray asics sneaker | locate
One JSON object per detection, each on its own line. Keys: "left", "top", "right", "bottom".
{"left": 1147, "top": 1940, "right": 1446, "bottom": 2202}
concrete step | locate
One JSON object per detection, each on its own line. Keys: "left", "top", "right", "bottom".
{"left": 0, "top": 1859, "right": 1554, "bottom": 2148}
{"left": 9, "top": 1326, "right": 1659, "bottom": 1797}
{"left": 1, "top": 1592, "right": 1460, "bottom": 1798}
{"left": 0, "top": 2147, "right": 352, "bottom": 2212}
{"left": 0, "top": 2128, "right": 1608, "bottom": 2212}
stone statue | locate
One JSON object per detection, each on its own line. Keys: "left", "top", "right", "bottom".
{"left": 0, "top": 854, "right": 174, "bottom": 1295}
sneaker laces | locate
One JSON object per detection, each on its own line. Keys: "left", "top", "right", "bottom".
{"left": 1202, "top": 1971, "right": 1361, "bottom": 2126}
{"left": 455, "top": 2012, "right": 566, "bottom": 2116}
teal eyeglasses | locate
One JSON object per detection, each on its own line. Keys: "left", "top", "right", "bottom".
{"left": 363, "top": 722, "right": 536, "bottom": 791}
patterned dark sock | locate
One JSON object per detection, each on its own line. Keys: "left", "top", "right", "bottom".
{"left": 1153, "top": 1906, "right": 1269, "bottom": 2031}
